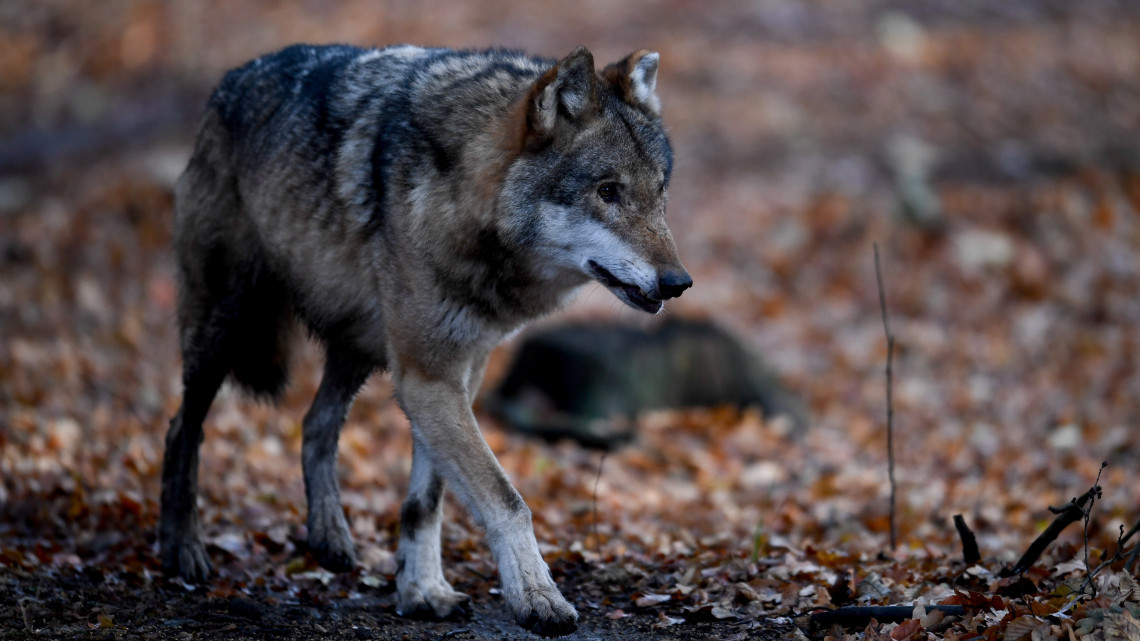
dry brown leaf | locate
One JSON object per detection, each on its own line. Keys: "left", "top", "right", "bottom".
{"left": 1004, "top": 616, "right": 1051, "bottom": 641}
{"left": 890, "top": 619, "right": 924, "bottom": 641}
{"left": 1103, "top": 610, "right": 1140, "bottom": 641}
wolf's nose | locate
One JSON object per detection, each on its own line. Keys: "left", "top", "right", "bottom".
{"left": 657, "top": 270, "right": 693, "bottom": 299}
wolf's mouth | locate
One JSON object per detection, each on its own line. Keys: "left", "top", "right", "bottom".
{"left": 586, "top": 260, "right": 663, "bottom": 314}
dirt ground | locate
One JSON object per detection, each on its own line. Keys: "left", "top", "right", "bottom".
{"left": 1, "top": 565, "right": 798, "bottom": 640}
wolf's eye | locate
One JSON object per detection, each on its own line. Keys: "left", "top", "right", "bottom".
{"left": 597, "top": 183, "right": 620, "bottom": 204}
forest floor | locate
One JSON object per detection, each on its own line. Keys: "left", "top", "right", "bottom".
{"left": 4, "top": 1, "right": 1140, "bottom": 639}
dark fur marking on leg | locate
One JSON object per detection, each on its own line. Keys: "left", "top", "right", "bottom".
{"left": 399, "top": 472, "right": 443, "bottom": 542}
{"left": 424, "top": 474, "right": 444, "bottom": 513}
{"left": 399, "top": 498, "right": 424, "bottom": 542}
{"left": 495, "top": 472, "right": 527, "bottom": 516}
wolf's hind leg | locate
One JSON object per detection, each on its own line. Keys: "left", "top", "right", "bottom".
{"left": 160, "top": 341, "right": 227, "bottom": 582}
{"left": 303, "top": 348, "right": 375, "bottom": 572}
{"left": 395, "top": 443, "right": 471, "bottom": 619}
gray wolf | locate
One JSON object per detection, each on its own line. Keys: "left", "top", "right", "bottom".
{"left": 160, "top": 43, "right": 691, "bottom": 636}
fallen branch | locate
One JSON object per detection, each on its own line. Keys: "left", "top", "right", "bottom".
{"left": 1126, "top": 517, "right": 1140, "bottom": 573}
{"left": 811, "top": 605, "right": 966, "bottom": 627}
{"left": 874, "top": 243, "right": 898, "bottom": 552}
{"left": 1123, "top": 518, "right": 1140, "bottom": 551}
{"left": 1001, "top": 487, "right": 1099, "bottom": 577}
{"left": 953, "top": 514, "right": 981, "bottom": 565}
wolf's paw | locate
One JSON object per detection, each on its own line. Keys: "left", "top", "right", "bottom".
{"left": 161, "top": 533, "right": 211, "bottom": 583}
{"left": 307, "top": 520, "right": 356, "bottom": 573}
{"left": 515, "top": 589, "right": 579, "bottom": 637}
{"left": 489, "top": 523, "right": 578, "bottom": 636}
{"left": 397, "top": 579, "right": 471, "bottom": 620}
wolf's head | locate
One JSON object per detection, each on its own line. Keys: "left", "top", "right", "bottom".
{"left": 500, "top": 47, "right": 692, "bottom": 314}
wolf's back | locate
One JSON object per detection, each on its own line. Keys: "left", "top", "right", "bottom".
{"left": 205, "top": 45, "right": 366, "bottom": 168}
{"left": 204, "top": 44, "right": 549, "bottom": 166}
{"left": 196, "top": 45, "right": 549, "bottom": 227}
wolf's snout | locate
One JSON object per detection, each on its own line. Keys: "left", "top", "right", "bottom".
{"left": 656, "top": 270, "right": 693, "bottom": 300}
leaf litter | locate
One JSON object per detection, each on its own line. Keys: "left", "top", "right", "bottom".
{"left": 3, "top": 1, "right": 1140, "bottom": 639}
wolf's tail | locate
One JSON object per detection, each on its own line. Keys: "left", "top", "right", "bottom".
{"left": 223, "top": 258, "right": 294, "bottom": 399}
{"left": 173, "top": 109, "right": 294, "bottom": 401}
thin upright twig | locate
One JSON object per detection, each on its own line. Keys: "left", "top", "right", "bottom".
{"left": 1080, "top": 463, "right": 1107, "bottom": 595}
{"left": 592, "top": 451, "right": 607, "bottom": 556}
{"left": 874, "top": 243, "right": 897, "bottom": 551}
{"left": 1080, "top": 520, "right": 1140, "bottom": 593}
{"left": 18, "top": 598, "right": 32, "bottom": 634}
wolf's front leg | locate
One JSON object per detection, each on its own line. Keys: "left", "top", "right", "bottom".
{"left": 397, "top": 371, "right": 579, "bottom": 637}
{"left": 395, "top": 441, "right": 470, "bottom": 618}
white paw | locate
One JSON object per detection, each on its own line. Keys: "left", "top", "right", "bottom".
{"left": 512, "top": 584, "right": 579, "bottom": 637}
{"left": 397, "top": 574, "right": 471, "bottom": 619}
{"left": 491, "top": 526, "right": 578, "bottom": 636}
{"left": 396, "top": 535, "right": 470, "bottom": 620}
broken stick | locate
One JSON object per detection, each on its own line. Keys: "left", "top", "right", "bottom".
{"left": 1002, "top": 487, "right": 1099, "bottom": 577}
{"left": 953, "top": 514, "right": 981, "bottom": 565}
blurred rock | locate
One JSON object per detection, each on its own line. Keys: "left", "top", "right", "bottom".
{"left": 887, "top": 134, "right": 945, "bottom": 232}
{"left": 487, "top": 318, "right": 808, "bottom": 449}
{"left": 141, "top": 145, "right": 192, "bottom": 188}
{"left": 1010, "top": 243, "right": 1050, "bottom": 299}
{"left": 876, "top": 12, "right": 928, "bottom": 65}
{"left": 954, "top": 229, "right": 1015, "bottom": 271}
{"left": 1048, "top": 424, "right": 1082, "bottom": 451}
{"left": 0, "top": 176, "right": 31, "bottom": 215}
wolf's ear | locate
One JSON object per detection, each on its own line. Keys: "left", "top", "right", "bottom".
{"left": 603, "top": 49, "right": 661, "bottom": 117}
{"left": 524, "top": 46, "right": 598, "bottom": 144}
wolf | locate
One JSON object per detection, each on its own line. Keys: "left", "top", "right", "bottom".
{"left": 160, "top": 43, "right": 691, "bottom": 636}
